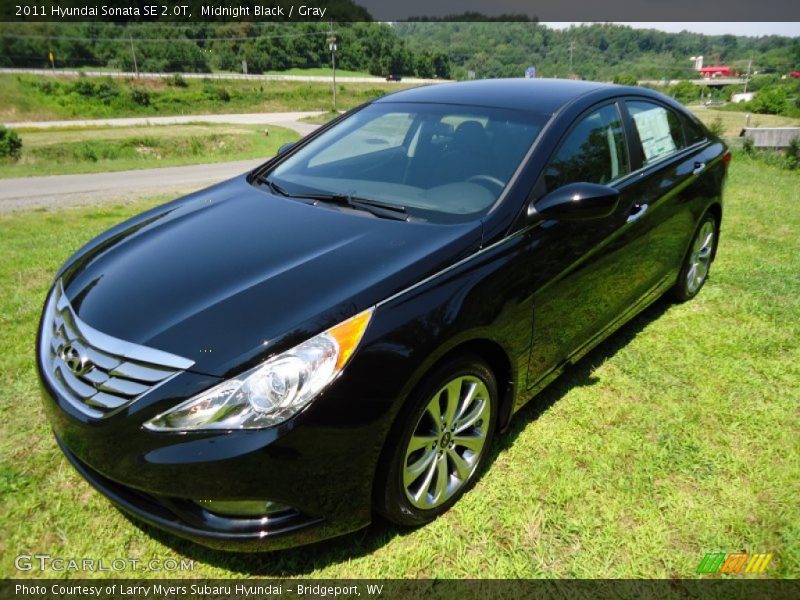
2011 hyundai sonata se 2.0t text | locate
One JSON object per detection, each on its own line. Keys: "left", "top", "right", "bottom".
{"left": 37, "top": 79, "right": 729, "bottom": 551}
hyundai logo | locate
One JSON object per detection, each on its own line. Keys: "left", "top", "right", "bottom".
{"left": 58, "top": 343, "right": 91, "bottom": 376}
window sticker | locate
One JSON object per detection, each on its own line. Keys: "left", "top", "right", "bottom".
{"left": 632, "top": 106, "right": 677, "bottom": 162}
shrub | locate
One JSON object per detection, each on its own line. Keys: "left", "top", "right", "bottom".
{"left": 76, "top": 142, "right": 98, "bottom": 162}
{"left": 168, "top": 73, "right": 188, "bottom": 87}
{"left": 742, "top": 137, "right": 755, "bottom": 155}
{"left": 786, "top": 136, "right": 800, "bottom": 170}
{"left": 612, "top": 74, "right": 638, "bottom": 86}
{"left": 130, "top": 88, "right": 151, "bottom": 106}
{"left": 71, "top": 78, "right": 97, "bottom": 97}
{"left": 669, "top": 80, "right": 701, "bottom": 104}
{"left": 750, "top": 86, "right": 789, "bottom": 115}
{"left": 0, "top": 126, "right": 23, "bottom": 160}
{"left": 202, "top": 84, "right": 231, "bottom": 102}
{"left": 34, "top": 79, "right": 57, "bottom": 95}
{"left": 708, "top": 116, "right": 725, "bottom": 138}
{"left": 95, "top": 80, "right": 121, "bottom": 105}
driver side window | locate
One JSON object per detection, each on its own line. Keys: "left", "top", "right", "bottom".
{"left": 545, "top": 104, "right": 629, "bottom": 191}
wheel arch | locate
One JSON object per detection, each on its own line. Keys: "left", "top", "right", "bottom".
{"left": 385, "top": 335, "right": 517, "bottom": 447}
{"left": 370, "top": 335, "right": 515, "bottom": 516}
{"left": 429, "top": 338, "right": 515, "bottom": 433}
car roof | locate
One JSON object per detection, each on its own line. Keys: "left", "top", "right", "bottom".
{"left": 374, "top": 78, "right": 613, "bottom": 114}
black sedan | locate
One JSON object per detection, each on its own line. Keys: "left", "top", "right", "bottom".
{"left": 37, "top": 79, "right": 729, "bottom": 550}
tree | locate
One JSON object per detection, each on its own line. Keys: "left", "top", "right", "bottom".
{"left": 750, "top": 86, "right": 789, "bottom": 115}
{"left": 0, "top": 126, "right": 23, "bottom": 160}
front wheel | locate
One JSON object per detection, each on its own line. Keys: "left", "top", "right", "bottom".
{"left": 375, "top": 355, "right": 498, "bottom": 527}
{"left": 671, "top": 213, "right": 718, "bottom": 302}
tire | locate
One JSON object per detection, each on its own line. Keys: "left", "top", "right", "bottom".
{"left": 670, "top": 213, "right": 718, "bottom": 302}
{"left": 375, "top": 354, "right": 498, "bottom": 527}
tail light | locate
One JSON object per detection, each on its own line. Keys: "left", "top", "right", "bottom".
{"left": 722, "top": 151, "right": 732, "bottom": 167}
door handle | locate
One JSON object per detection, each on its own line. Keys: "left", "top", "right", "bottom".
{"left": 627, "top": 203, "right": 649, "bottom": 223}
{"left": 693, "top": 161, "right": 706, "bottom": 176}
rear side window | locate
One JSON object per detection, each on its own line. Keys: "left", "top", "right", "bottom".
{"left": 626, "top": 101, "right": 686, "bottom": 164}
{"left": 682, "top": 114, "right": 707, "bottom": 144}
{"left": 545, "top": 104, "right": 629, "bottom": 191}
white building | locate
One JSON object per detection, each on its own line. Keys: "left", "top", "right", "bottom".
{"left": 731, "top": 92, "right": 756, "bottom": 103}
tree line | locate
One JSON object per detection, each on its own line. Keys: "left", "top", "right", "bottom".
{"left": 0, "top": 22, "right": 451, "bottom": 78}
{"left": 396, "top": 22, "right": 800, "bottom": 81}
{"left": 1, "top": 21, "right": 797, "bottom": 81}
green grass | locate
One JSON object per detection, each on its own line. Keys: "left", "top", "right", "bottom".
{"left": 0, "top": 123, "right": 298, "bottom": 178}
{"left": 0, "top": 159, "right": 797, "bottom": 578}
{"left": 689, "top": 106, "right": 800, "bottom": 138}
{"left": 0, "top": 74, "right": 415, "bottom": 122}
{"left": 299, "top": 110, "right": 343, "bottom": 125}
{"left": 263, "top": 68, "right": 375, "bottom": 78}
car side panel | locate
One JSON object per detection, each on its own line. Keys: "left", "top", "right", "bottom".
{"left": 358, "top": 232, "right": 538, "bottom": 433}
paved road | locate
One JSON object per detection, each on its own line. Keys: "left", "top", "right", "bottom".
{"left": 0, "top": 67, "right": 442, "bottom": 85}
{"left": 0, "top": 159, "right": 273, "bottom": 212}
{"left": 1, "top": 115, "right": 324, "bottom": 212}
{"left": 5, "top": 111, "right": 323, "bottom": 137}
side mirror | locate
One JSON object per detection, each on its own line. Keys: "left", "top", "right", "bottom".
{"left": 530, "top": 182, "right": 620, "bottom": 222}
{"left": 277, "top": 142, "right": 295, "bottom": 156}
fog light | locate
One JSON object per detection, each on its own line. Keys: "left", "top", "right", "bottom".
{"left": 194, "top": 499, "right": 290, "bottom": 517}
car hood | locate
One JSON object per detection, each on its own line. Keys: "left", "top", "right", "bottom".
{"left": 58, "top": 175, "right": 481, "bottom": 376}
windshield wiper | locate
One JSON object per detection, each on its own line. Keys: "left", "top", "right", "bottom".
{"left": 296, "top": 192, "right": 409, "bottom": 221}
{"left": 256, "top": 175, "right": 291, "bottom": 198}
{"left": 255, "top": 177, "right": 408, "bottom": 221}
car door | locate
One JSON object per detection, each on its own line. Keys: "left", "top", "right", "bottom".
{"left": 525, "top": 100, "right": 666, "bottom": 389}
{"left": 616, "top": 98, "right": 712, "bottom": 301}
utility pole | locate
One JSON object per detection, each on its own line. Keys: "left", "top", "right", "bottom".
{"left": 569, "top": 41, "right": 575, "bottom": 74}
{"left": 128, "top": 34, "right": 139, "bottom": 78}
{"left": 743, "top": 57, "right": 752, "bottom": 94}
{"left": 327, "top": 22, "right": 338, "bottom": 112}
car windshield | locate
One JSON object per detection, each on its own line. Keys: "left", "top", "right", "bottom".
{"left": 265, "top": 102, "right": 548, "bottom": 223}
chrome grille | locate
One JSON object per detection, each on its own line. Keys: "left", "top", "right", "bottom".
{"left": 40, "top": 280, "right": 194, "bottom": 418}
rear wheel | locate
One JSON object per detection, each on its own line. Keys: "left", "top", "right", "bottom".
{"left": 671, "top": 214, "right": 717, "bottom": 302}
{"left": 375, "top": 355, "right": 498, "bottom": 526}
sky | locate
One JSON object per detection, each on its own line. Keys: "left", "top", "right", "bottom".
{"left": 361, "top": 1, "right": 798, "bottom": 26}
{"left": 543, "top": 22, "right": 800, "bottom": 37}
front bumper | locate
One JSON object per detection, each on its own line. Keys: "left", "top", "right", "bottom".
{"left": 56, "top": 436, "right": 329, "bottom": 551}
{"left": 39, "top": 361, "right": 393, "bottom": 551}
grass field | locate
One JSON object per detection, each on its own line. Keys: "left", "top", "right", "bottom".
{"left": 263, "top": 68, "right": 376, "bottom": 78}
{"left": 0, "top": 159, "right": 797, "bottom": 578}
{"left": 299, "top": 110, "right": 343, "bottom": 125}
{"left": 0, "top": 74, "right": 413, "bottom": 122}
{"left": 690, "top": 105, "right": 800, "bottom": 137}
{"left": 0, "top": 123, "right": 298, "bottom": 178}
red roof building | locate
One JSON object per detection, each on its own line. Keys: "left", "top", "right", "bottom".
{"left": 699, "top": 66, "right": 737, "bottom": 78}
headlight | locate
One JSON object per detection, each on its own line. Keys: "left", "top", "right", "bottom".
{"left": 144, "top": 308, "right": 373, "bottom": 432}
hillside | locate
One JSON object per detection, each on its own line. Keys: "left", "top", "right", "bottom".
{"left": 394, "top": 22, "right": 800, "bottom": 81}
{"left": 3, "top": 22, "right": 798, "bottom": 82}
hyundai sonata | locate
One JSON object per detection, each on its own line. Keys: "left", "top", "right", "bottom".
{"left": 37, "top": 79, "right": 729, "bottom": 550}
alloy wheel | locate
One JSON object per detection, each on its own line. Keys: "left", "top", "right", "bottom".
{"left": 686, "top": 220, "right": 715, "bottom": 294}
{"left": 402, "top": 375, "right": 491, "bottom": 509}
